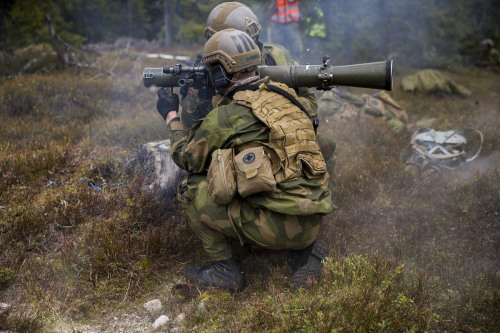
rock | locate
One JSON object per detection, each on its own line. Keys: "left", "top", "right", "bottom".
{"left": 173, "top": 313, "right": 185, "bottom": 324}
{"left": 152, "top": 315, "right": 169, "bottom": 329}
{"left": 143, "top": 299, "right": 162, "bottom": 314}
{"left": 197, "top": 302, "right": 206, "bottom": 311}
{"left": 128, "top": 140, "right": 187, "bottom": 200}
{"left": 0, "top": 302, "right": 12, "bottom": 316}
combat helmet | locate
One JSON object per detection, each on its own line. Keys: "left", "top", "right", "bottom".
{"left": 205, "top": 2, "right": 261, "bottom": 42}
{"left": 203, "top": 29, "right": 260, "bottom": 74}
{"left": 203, "top": 29, "right": 261, "bottom": 91}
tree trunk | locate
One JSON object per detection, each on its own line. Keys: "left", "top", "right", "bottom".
{"left": 45, "top": 15, "right": 66, "bottom": 68}
{"left": 164, "top": 0, "right": 173, "bottom": 47}
{"left": 128, "top": 139, "right": 186, "bottom": 200}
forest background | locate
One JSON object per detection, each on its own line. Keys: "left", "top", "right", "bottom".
{"left": 1, "top": 0, "right": 500, "bottom": 66}
{"left": 0, "top": 0, "right": 499, "bottom": 332}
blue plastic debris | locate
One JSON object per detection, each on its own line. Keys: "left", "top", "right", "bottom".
{"left": 90, "top": 164, "right": 93, "bottom": 170}
{"left": 118, "top": 182, "right": 123, "bottom": 186}
{"left": 80, "top": 177, "right": 87, "bottom": 181}
{"left": 85, "top": 180, "right": 106, "bottom": 191}
{"left": 46, "top": 181, "right": 52, "bottom": 187}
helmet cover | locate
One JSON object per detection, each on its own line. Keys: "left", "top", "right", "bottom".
{"left": 205, "top": 2, "right": 261, "bottom": 41}
{"left": 203, "top": 28, "right": 261, "bottom": 74}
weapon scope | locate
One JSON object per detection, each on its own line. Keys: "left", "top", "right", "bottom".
{"left": 143, "top": 64, "right": 211, "bottom": 89}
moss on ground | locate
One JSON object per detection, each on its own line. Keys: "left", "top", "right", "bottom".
{"left": 0, "top": 48, "right": 498, "bottom": 332}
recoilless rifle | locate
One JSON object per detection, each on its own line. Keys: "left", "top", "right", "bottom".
{"left": 143, "top": 56, "right": 393, "bottom": 92}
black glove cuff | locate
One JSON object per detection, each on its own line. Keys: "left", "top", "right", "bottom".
{"left": 157, "top": 89, "right": 180, "bottom": 120}
{"left": 157, "top": 99, "right": 178, "bottom": 120}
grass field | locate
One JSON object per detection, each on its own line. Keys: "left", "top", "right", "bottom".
{"left": 0, "top": 47, "right": 499, "bottom": 332}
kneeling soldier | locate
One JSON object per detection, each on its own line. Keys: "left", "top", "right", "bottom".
{"left": 156, "top": 29, "right": 335, "bottom": 292}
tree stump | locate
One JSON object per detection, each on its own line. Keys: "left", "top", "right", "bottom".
{"left": 129, "top": 139, "right": 186, "bottom": 199}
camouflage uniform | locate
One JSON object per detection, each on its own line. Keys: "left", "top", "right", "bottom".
{"left": 168, "top": 78, "right": 334, "bottom": 262}
{"left": 179, "top": 42, "right": 317, "bottom": 130}
{"left": 317, "top": 89, "right": 408, "bottom": 133}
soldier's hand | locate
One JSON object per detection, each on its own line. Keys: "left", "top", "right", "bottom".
{"left": 157, "top": 88, "right": 179, "bottom": 120}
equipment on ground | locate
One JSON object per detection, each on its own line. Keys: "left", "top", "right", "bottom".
{"left": 406, "top": 128, "right": 483, "bottom": 174}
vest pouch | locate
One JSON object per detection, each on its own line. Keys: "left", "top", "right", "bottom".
{"left": 361, "top": 94, "right": 385, "bottom": 117}
{"left": 207, "top": 148, "right": 237, "bottom": 205}
{"left": 234, "top": 147, "right": 276, "bottom": 197}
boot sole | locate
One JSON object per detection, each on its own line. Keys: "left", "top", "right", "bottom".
{"left": 290, "top": 240, "right": 328, "bottom": 288}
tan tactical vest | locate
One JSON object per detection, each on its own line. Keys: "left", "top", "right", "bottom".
{"left": 231, "top": 82, "right": 328, "bottom": 184}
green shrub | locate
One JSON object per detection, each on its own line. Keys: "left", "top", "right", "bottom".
{"left": 188, "top": 255, "right": 432, "bottom": 332}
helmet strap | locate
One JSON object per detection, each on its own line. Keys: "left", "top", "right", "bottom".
{"left": 210, "top": 64, "right": 233, "bottom": 92}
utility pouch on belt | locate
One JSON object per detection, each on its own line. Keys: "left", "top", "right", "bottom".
{"left": 207, "top": 148, "right": 237, "bottom": 204}
{"left": 234, "top": 147, "right": 276, "bottom": 197}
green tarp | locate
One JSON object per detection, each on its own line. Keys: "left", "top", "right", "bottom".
{"left": 401, "top": 69, "right": 471, "bottom": 97}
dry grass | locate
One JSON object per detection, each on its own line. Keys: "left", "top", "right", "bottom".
{"left": 0, "top": 47, "right": 499, "bottom": 332}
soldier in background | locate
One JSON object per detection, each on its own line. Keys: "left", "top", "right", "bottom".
{"left": 269, "top": 0, "right": 304, "bottom": 60}
{"left": 180, "top": 1, "right": 317, "bottom": 131}
{"left": 157, "top": 29, "right": 334, "bottom": 292}
{"left": 177, "top": 2, "right": 337, "bottom": 174}
{"left": 476, "top": 39, "right": 500, "bottom": 69}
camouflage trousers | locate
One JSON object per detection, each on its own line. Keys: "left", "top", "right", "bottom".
{"left": 177, "top": 174, "right": 323, "bottom": 261}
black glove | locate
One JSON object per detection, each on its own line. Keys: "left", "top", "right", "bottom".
{"left": 157, "top": 88, "right": 179, "bottom": 120}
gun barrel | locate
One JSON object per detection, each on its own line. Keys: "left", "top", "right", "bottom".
{"left": 258, "top": 60, "right": 393, "bottom": 91}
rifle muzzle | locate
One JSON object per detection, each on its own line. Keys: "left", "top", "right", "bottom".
{"left": 143, "top": 67, "right": 181, "bottom": 88}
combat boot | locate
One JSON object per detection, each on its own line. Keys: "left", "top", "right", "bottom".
{"left": 288, "top": 240, "right": 328, "bottom": 288}
{"left": 185, "top": 257, "right": 243, "bottom": 292}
